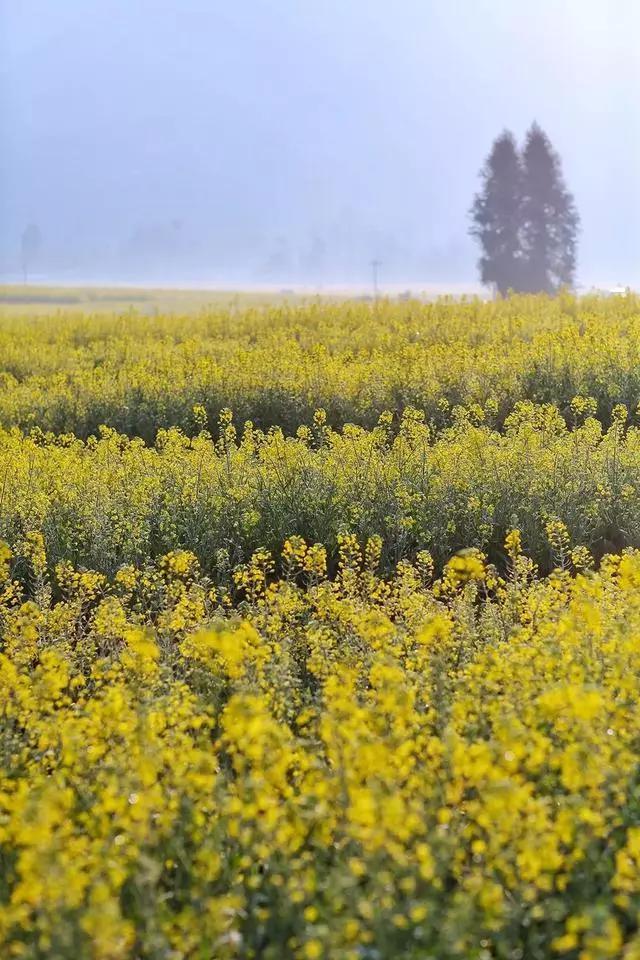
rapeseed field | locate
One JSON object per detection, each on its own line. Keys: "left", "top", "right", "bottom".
{"left": 1, "top": 294, "right": 640, "bottom": 959}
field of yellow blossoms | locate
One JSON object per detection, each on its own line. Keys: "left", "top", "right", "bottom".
{"left": 2, "top": 293, "right": 640, "bottom": 958}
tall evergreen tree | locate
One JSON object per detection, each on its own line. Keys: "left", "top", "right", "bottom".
{"left": 469, "top": 131, "right": 523, "bottom": 296}
{"left": 520, "top": 123, "right": 579, "bottom": 294}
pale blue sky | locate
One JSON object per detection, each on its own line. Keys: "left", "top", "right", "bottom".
{"left": 1, "top": 0, "right": 638, "bottom": 286}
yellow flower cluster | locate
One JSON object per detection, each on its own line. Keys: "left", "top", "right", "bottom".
{"left": 0, "top": 533, "right": 640, "bottom": 957}
{"left": 0, "top": 293, "right": 639, "bottom": 440}
{"left": 0, "top": 394, "right": 638, "bottom": 581}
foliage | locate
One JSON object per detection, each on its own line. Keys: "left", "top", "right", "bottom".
{"left": 469, "top": 131, "right": 524, "bottom": 295}
{"left": 0, "top": 294, "right": 639, "bottom": 957}
{"left": 0, "top": 398, "right": 638, "bottom": 579}
{"left": 2, "top": 536, "right": 640, "bottom": 957}
{"left": 470, "top": 125, "right": 579, "bottom": 294}
{"left": 520, "top": 124, "right": 580, "bottom": 294}
{"left": 0, "top": 294, "right": 639, "bottom": 441}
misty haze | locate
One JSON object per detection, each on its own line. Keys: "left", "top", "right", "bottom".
{"left": 2, "top": 0, "right": 639, "bottom": 291}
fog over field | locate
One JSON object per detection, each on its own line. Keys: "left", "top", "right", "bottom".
{"left": 1, "top": 0, "right": 638, "bottom": 290}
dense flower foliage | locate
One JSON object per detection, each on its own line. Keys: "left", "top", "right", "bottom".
{"left": 0, "top": 293, "right": 639, "bottom": 440}
{"left": 0, "top": 399, "right": 637, "bottom": 577}
{"left": 2, "top": 294, "right": 640, "bottom": 958}
{"left": 2, "top": 534, "right": 640, "bottom": 958}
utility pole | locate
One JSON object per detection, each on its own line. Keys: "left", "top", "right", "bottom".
{"left": 370, "top": 258, "right": 382, "bottom": 301}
